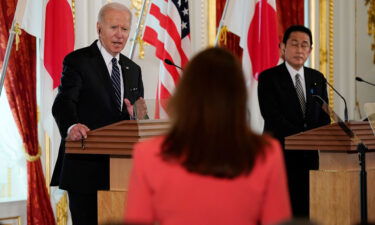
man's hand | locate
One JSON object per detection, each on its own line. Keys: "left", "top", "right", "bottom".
{"left": 66, "top": 123, "right": 90, "bottom": 141}
{"left": 124, "top": 97, "right": 148, "bottom": 120}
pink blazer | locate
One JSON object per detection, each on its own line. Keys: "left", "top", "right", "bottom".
{"left": 125, "top": 136, "right": 291, "bottom": 225}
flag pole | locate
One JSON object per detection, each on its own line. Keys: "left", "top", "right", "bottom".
{"left": 128, "top": 0, "right": 148, "bottom": 60}
{"left": 0, "top": 20, "right": 16, "bottom": 98}
{"left": 214, "top": 0, "right": 230, "bottom": 46}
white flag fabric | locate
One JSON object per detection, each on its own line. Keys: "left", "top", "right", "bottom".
{"left": 223, "top": 0, "right": 279, "bottom": 133}
{"left": 14, "top": 0, "right": 43, "bottom": 38}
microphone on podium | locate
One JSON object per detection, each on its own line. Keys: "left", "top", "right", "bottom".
{"left": 164, "top": 59, "right": 183, "bottom": 71}
{"left": 356, "top": 76, "right": 375, "bottom": 87}
{"left": 324, "top": 79, "right": 348, "bottom": 122}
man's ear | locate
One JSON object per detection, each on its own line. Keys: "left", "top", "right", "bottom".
{"left": 279, "top": 42, "right": 286, "bottom": 53}
{"left": 97, "top": 23, "right": 101, "bottom": 35}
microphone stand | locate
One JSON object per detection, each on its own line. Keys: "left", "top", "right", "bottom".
{"left": 358, "top": 142, "right": 368, "bottom": 224}
{"left": 313, "top": 95, "right": 368, "bottom": 224}
{"left": 356, "top": 76, "right": 375, "bottom": 87}
{"left": 325, "top": 80, "right": 348, "bottom": 122}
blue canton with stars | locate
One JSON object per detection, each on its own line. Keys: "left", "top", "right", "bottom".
{"left": 171, "top": 0, "right": 190, "bottom": 38}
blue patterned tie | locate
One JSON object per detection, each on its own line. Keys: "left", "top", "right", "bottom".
{"left": 295, "top": 73, "right": 306, "bottom": 116}
{"left": 111, "top": 58, "right": 122, "bottom": 111}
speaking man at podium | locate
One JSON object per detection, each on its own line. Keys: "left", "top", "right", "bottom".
{"left": 50, "top": 3, "right": 146, "bottom": 225}
{"left": 258, "top": 25, "right": 331, "bottom": 217}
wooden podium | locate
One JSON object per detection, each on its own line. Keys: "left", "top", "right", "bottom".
{"left": 285, "top": 121, "right": 375, "bottom": 225}
{"left": 66, "top": 119, "right": 170, "bottom": 225}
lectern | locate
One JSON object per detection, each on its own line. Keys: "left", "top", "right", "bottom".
{"left": 285, "top": 121, "right": 375, "bottom": 225}
{"left": 66, "top": 119, "right": 170, "bottom": 225}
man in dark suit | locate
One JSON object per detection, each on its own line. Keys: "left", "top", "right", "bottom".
{"left": 50, "top": 3, "right": 147, "bottom": 225}
{"left": 258, "top": 25, "right": 330, "bottom": 217}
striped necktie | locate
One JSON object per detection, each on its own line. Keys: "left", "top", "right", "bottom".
{"left": 111, "top": 58, "right": 122, "bottom": 111}
{"left": 295, "top": 73, "right": 306, "bottom": 116}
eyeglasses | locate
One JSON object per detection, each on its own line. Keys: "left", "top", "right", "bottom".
{"left": 288, "top": 41, "right": 311, "bottom": 50}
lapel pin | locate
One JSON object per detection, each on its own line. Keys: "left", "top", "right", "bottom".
{"left": 126, "top": 66, "right": 129, "bottom": 70}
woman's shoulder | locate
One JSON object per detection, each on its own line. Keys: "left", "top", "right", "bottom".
{"left": 132, "top": 136, "right": 166, "bottom": 159}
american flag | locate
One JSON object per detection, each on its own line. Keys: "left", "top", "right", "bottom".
{"left": 143, "top": 0, "right": 191, "bottom": 118}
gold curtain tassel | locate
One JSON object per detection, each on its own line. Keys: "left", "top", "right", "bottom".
{"left": 14, "top": 23, "right": 22, "bottom": 51}
{"left": 24, "top": 144, "right": 42, "bottom": 162}
{"left": 218, "top": 25, "right": 228, "bottom": 46}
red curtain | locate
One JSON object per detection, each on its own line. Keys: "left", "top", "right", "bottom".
{"left": 0, "top": 1, "right": 56, "bottom": 225}
{"left": 276, "top": 0, "right": 304, "bottom": 42}
{"left": 216, "top": 0, "right": 304, "bottom": 53}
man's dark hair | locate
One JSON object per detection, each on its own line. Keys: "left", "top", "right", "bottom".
{"left": 282, "top": 25, "right": 313, "bottom": 46}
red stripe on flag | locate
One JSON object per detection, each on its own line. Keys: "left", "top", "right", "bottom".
{"left": 44, "top": 0, "right": 74, "bottom": 89}
{"left": 147, "top": 4, "right": 189, "bottom": 66}
{"left": 143, "top": 27, "right": 180, "bottom": 85}
{"left": 247, "top": 0, "right": 279, "bottom": 80}
{"left": 143, "top": 0, "right": 190, "bottom": 118}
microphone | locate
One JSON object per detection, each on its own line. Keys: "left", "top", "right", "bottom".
{"left": 164, "top": 59, "right": 183, "bottom": 70}
{"left": 356, "top": 76, "right": 375, "bottom": 86}
{"left": 324, "top": 79, "right": 348, "bottom": 122}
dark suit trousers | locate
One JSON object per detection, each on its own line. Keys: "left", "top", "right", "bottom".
{"left": 68, "top": 191, "right": 98, "bottom": 225}
{"left": 285, "top": 150, "right": 318, "bottom": 218}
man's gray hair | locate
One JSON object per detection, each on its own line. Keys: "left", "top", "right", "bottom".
{"left": 98, "top": 2, "right": 132, "bottom": 24}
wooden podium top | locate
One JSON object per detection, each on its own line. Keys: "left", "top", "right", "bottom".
{"left": 285, "top": 121, "right": 375, "bottom": 151}
{"left": 65, "top": 119, "right": 170, "bottom": 156}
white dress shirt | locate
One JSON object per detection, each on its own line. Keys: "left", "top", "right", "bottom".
{"left": 97, "top": 40, "right": 124, "bottom": 109}
{"left": 285, "top": 61, "right": 306, "bottom": 100}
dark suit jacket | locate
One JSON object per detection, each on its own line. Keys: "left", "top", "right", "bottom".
{"left": 258, "top": 63, "right": 330, "bottom": 169}
{"left": 51, "top": 40, "right": 144, "bottom": 193}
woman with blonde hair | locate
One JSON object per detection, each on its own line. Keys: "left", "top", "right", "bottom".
{"left": 125, "top": 47, "right": 291, "bottom": 225}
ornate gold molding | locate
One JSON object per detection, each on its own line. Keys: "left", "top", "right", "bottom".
{"left": 72, "top": 0, "right": 75, "bottom": 32}
{"left": 319, "top": 0, "right": 335, "bottom": 111}
{"left": 328, "top": 0, "right": 335, "bottom": 110}
{"left": 56, "top": 192, "right": 68, "bottom": 225}
{"left": 45, "top": 133, "right": 51, "bottom": 195}
{"left": 319, "top": 0, "right": 328, "bottom": 77}
{"left": 208, "top": 0, "right": 216, "bottom": 46}
{"left": 0, "top": 216, "right": 21, "bottom": 225}
{"left": 130, "top": 0, "right": 143, "bottom": 17}
{"left": 131, "top": 0, "right": 150, "bottom": 59}
{"left": 365, "top": 0, "right": 375, "bottom": 63}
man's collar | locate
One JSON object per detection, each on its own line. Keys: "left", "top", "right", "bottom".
{"left": 285, "top": 61, "right": 304, "bottom": 77}
{"left": 97, "top": 40, "right": 120, "bottom": 63}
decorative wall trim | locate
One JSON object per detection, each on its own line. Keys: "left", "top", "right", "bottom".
{"left": 72, "top": 0, "right": 76, "bottom": 32}
{"left": 45, "top": 133, "right": 50, "bottom": 195}
{"left": 365, "top": 0, "right": 375, "bottom": 63}
{"left": 207, "top": 0, "right": 216, "bottom": 46}
{"left": 328, "top": 0, "right": 334, "bottom": 110}
{"left": 319, "top": 0, "right": 335, "bottom": 110}
{"left": 0, "top": 216, "right": 21, "bottom": 225}
{"left": 200, "top": 0, "right": 206, "bottom": 48}
{"left": 56, "top": 192, "right": 68, "bottom": 225}
{"left": 310, "top": 0, "right": 317, "bottom": 69}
